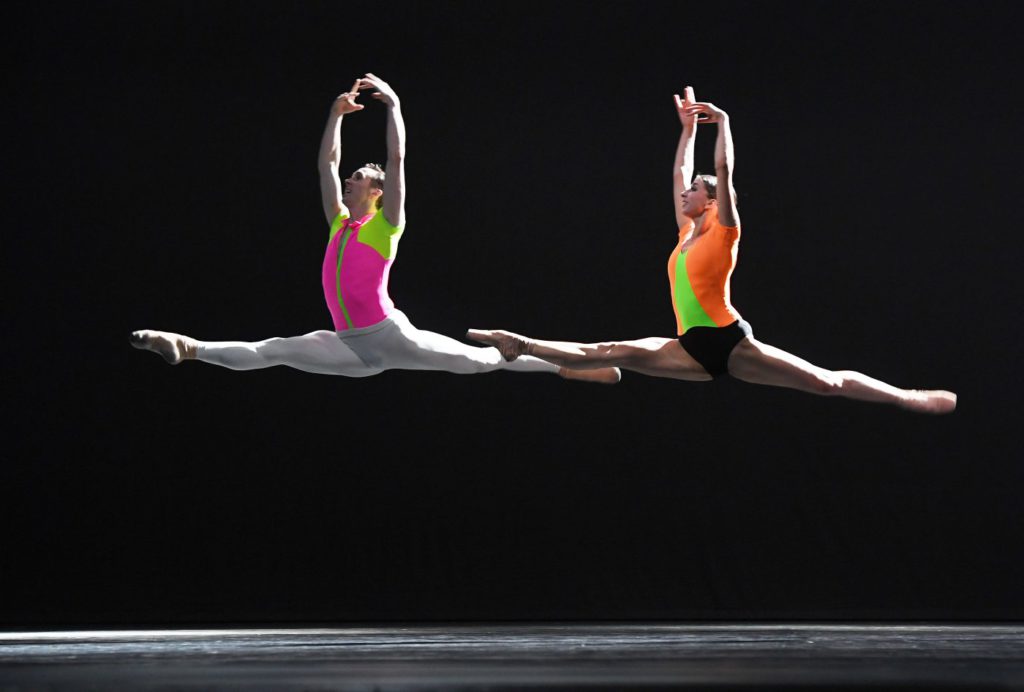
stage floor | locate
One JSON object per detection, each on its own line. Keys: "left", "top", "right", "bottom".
{"left": 1, "top": 624, "right": 1022, "bottom": 690}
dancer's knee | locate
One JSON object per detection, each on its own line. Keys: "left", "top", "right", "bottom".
{"left": 461, "top": 361, "right": 495, "bottom": 375}
{"left": 254, "top": 337, "right": 290, "bottom": 365}
{"left": 409, "top": 346, "right": 501, "bottom": 375}
{"left": 574, "top": 341, "right": 619, "bottom": 365}
{"left": 810, "top": 370, "right": 845, "bottom": 396}
{"left": 442, "top": 354, "right": 495, "bottom": 375}
{"left": 599, "top": 342, "right": 649, "bottom": 368}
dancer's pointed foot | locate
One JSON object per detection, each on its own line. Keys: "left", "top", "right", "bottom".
{"left": 130, "top": 330, "right": 197, "bottom": 364}
{"left": 901, "top": 389, "right": 957, "bottom": 414}
{"left": 558, "top": 366, "right": 622, "bottom": 385}
{"left": 466, "top": 329, "right": 532, "bottom": 362}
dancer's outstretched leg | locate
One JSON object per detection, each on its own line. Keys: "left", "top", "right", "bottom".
{"left": 132, "top": 321, "right": 620, "bottom": 383}
{"left": 131, "top": 329, "right": 382, "bottom": 377}
{"left": 388, "top": 318, "right": 620, "bottom": 384}
{"left": 726, "top": 338, "right": 956, "bottom": 414}
{"left": 468, "top": 328, "right": 956, "bottom": 413}
{"left": 467, "top": 329, "right": 709, "bottom": 381}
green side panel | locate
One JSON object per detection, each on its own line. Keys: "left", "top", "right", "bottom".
{"left": 328, "top": 207, "right": 351, "bottom": 240}
{"left": 336, "top": 229, "right": 354, "bottom": 329}
{"left": 673, "top": 251, "right": 717, "bottom": 331}
{"left": 355, "top": 213, "right": 403, "bottom": 259}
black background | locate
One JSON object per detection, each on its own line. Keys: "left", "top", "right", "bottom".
{"left": 4, "top": 1, "right": 1023, "bottom": 626}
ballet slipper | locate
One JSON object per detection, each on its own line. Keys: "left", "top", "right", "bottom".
{"left": 130, "top": 330, "right": 197, "bottom": 364}
{"left": 900, "top": 390, "right": 957, "bottom": 415}
{"left": 466, "top": 329, "right": 532, "bottom": 362}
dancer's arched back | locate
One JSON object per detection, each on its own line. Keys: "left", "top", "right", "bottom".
{"left": 468, "top": 86, "right": 956, "bottom": 413}
{"left": 131, "top": 74, "right": 619, "bottom": 385}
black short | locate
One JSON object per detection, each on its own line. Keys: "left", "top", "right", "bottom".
{"left": 678, "top": 319, "right": 753, "bottom": 378}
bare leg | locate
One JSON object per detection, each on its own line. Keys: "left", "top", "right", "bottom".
{"left": 131, "top": 329, "right": 383, "bottom": 377}
{"left": 727, "top": 337, "right": 957, "bottom": 414}
{"left": 467, "top": 329, "right": 711, "bottom": 381}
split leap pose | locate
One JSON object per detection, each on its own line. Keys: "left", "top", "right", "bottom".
{"left": 131, "top": 74, "right": 619, "bottom": 384}
{"left": 469, "top": 87, "right": 955, "bottom": 413}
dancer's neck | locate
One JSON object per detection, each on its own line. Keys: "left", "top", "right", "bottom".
{"left": 347, "top": 202, "right": 377, "bottom": 221}
{"left": 688, "top": 211, "right": 709, "bottom": 239}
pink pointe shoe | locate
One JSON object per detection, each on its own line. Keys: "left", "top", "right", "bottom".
{"left": 901, "top": 390, "right": 957, "bottom": 414}
{"left": 467, "top": 329, "right": 621, "bottom": 385}
{"left": 466, "top": 329, "right": 533, "bottom": 362}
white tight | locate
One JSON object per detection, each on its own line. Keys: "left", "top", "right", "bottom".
{"left": 195, "top": 311, "right": 560, "bottom": 377}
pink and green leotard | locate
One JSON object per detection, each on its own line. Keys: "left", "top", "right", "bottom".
{"left": 321, "top": 205, "right": 404, "bottom": 331}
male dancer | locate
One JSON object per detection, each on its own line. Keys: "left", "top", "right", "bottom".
{"left": 132, "top": 74, "right": 619, "bottom": 384}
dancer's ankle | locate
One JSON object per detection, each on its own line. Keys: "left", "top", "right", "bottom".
{"left": 181, "top": 337, "right": 198, "bottom": 360}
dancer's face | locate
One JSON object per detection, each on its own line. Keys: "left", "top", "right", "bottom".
{"left": 680, "top": 178, "right": 713, "bottom": 218}
{"left": 342, "top": 168, "right": 382, "bottom": 208}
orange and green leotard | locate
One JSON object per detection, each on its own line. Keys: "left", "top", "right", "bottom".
{"left": 667, "top": 207, "right": 742, "bottom": 335}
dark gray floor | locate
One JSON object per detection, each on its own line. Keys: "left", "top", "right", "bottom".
{"left": 1, "top": 624, "right": 1022, "bottom": 691}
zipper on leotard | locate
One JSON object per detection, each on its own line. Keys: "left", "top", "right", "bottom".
{"left": 335, "top": 227, "right": 355, "bottom": 330}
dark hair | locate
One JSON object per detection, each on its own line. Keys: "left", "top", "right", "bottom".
{"left": 693, "top": 172, "right": 738, "bottom": 209}
{"left": 694, "top": 172, "right": 718, "bottom": 199}
{"left": 364, "top": 163, "right": 385, "bottom": 209}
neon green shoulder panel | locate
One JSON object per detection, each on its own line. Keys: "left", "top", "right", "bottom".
{"left": 356, "top": 212, "right": 404, "bottom": 259}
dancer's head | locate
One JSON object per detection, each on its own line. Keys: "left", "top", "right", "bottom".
{"left": 680, "top": 174, "right": 718, "bottom": 219}
{"left": 343, "top": 163, "right": 385, "bottom": 210}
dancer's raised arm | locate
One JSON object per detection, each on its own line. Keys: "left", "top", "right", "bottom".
{"left": 686, "top": 101, "right": 739, "bottom": 228}
{"left": 318, "top": 79, "right": 364, "bottom": 225}
{"left": 672, "top": 86, "right": 698, "bottom": 229}
{"left": 359, "top": 73, "right": 406, "bottom": 230}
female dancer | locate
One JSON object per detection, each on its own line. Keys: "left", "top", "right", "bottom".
{"left": 468, "top": 87, "right": 956, "bottom": 413}
{"left": 131, "top": 74, "right": 619, "bottom": 385}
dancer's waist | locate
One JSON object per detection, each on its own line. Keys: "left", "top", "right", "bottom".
{"left": 335, "top": 309, "right": 409, "bottom": 338}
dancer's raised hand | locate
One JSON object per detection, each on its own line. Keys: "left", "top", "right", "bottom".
{"left": 331, "top": 79, "right": 365, "bottom": 116}
{"left": 674, "top": 86, "right": 697, "bottom": 127}
{"left": 684, "top": 101, "right": 728, "bottom": 123}
{"left": 358, "top": 73, "right": 400, "bottom": 108}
